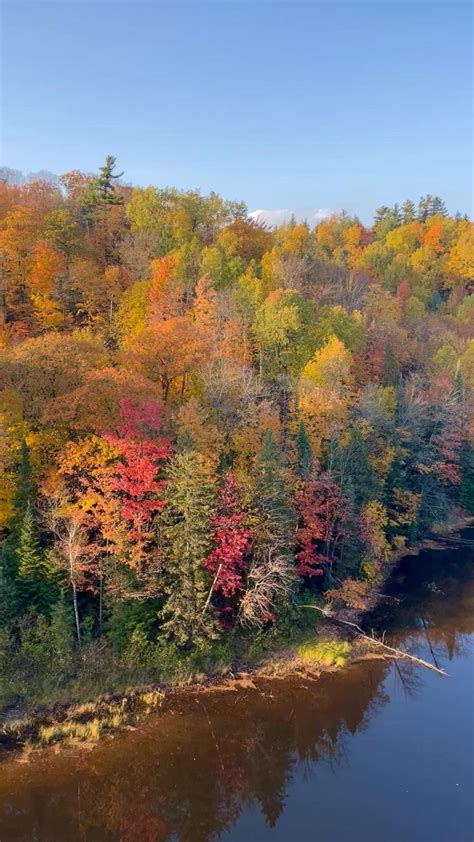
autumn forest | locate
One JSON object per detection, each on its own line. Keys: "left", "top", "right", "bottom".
{"left": 0, "top": 157, "right": 473, "bottom": 706}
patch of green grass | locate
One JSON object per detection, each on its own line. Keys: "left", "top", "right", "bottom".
{"left": 297, "top": 638, "right": 351, "bottom": 667}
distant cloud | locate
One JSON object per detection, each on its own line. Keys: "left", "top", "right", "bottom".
{"left": 249, "top": 208, "right": 332, "bottom": 228}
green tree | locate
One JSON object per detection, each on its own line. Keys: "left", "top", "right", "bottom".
{"left": 17, "top": 501, "right": 53, "bottom": 616}
{"left": 401, "top": 199, "right": 416, "bottom": 223}
{"left": 49, "top": 591, "right": 75, "bottom": 671}
{"left": 337, "top": 426, "right": 381, "bottom": 511}
{"left": 460, "top": 443, "right": 474, "bottom": 514}
{"left": 253, "top": 289, "right": 315, "bottom": 379}
{"left": 296, "top": 420, "right": 313, "bottom": 479}
{"left": 382, "top": 342, "right": 400, "bottom": 387}
{"left": 160, "top": 452, "right": 218, "bottom": 649}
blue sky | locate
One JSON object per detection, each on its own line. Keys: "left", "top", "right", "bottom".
{"left": 1, "top": 0, "right": 472, "bottom": 222}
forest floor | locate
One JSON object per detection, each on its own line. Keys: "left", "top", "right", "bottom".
{"left": 1, "top": 510, "right": 472, "bottom": 760}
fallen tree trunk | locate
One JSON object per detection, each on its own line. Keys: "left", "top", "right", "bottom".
{"left": 301, "top": 605, "right": 448, "bottom": 676}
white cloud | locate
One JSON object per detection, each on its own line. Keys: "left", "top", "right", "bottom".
{"left": 248, "top": 208, "right": 332, "bottom": 228}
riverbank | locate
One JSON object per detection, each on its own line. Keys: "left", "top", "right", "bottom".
{"left": 1, "top": 512, "right": 472, "bottom": 760}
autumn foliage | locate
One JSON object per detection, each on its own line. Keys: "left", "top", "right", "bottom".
{"left": 0, "top": 160, "right": 471, "bottom": 682}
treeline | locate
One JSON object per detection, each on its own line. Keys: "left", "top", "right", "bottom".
{"left": 0, "top": 157, "right": 472, "bottom": 702}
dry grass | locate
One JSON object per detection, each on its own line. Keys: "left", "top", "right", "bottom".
{"left": 297, "top": 639, "right": 351, "bottom": 667}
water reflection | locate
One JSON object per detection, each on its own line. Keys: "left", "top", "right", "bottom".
{"left": 0, "top": 532, "right": 473, "bottom": 842}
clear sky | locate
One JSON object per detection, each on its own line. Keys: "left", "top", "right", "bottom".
{"left": 1, "top": 0, "right": 472, "bottom": 223}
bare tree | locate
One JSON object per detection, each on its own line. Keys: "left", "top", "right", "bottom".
{"left": 42, "top": 490, "right": 94, "bottom": 645}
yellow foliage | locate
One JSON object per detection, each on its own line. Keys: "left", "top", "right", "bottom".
{"left": 449, "top": 222, "right": 474, "bottom": 280}
{"left": 301, "top": 335, "right": 354, "bottom": 393}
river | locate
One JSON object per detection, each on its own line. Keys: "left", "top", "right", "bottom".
{"left": 0, "top": 529, "right": 473, "bottom": 842}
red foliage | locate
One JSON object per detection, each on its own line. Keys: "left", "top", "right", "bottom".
{"left": 295, "top": 472, "right": 349, "bottom": 578}
{"left": 433, "top": 421, "right": 463, "bottom": 485}
{"left": 396, "top": 279, "right": 411, "bottom": 301}
{"left": 106, "top": 399, "right": 171, "bottom": 566}
{"left": 204, "top": 472, "right": 251, "bottom": 602}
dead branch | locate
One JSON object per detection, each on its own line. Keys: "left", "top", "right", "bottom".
{"left": 301, "top": 604, "right": 448, "bottom": 676}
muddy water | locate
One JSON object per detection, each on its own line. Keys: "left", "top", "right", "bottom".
{"left": 0, "top": 531, "right": 473, "bottom": 842}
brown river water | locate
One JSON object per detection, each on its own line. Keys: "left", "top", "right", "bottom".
{"left": 0, "top": 529, "right": 473, "bottom": 842}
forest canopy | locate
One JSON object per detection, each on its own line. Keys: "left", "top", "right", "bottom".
{"left": 0, "top": 157, "right": 472, "bottom": 701}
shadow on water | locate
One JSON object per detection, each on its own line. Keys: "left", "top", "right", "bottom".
{"left": 0, "top": 530, "right": 473, "bottom": 842}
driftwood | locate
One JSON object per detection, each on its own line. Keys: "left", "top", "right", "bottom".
{"left": 302, "top": 605, "right": 448, "bottom": 677}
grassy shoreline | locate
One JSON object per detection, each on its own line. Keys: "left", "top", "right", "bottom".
{"left": 1, "top": 512, "right": 472, "bottom": 760}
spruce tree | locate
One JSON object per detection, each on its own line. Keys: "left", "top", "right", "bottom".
{"left": 430, "top": 196, "right": 447, "bottom": 216}
{"left": 296, "top": 420, "right": 312, "bottom": 479}
{"left": 382, "top": 342, "right": 400, "bottom": 387}
{"left": 454, "top": 364, "right": 464, "bottom": 403}
{"left": 339, "top": 426, "right": 381, "bottom": 511}
{"left": 160, "top": 452, "right": 218, "bottom": 649}
{"left": 17, "top": 501, "right": 53, "bottom": 616}
{"left": 49, "top": 591, "right": 75, "bottom": 671}
{"left": 401, "top": 199, "right": 416, "bottom": 223}
{"left": 96, "top": 155, "right": 124, "bottom": 205}
{"left": 460, "top": 444, "right": 474, "bottom": 514}
{"left": 256, "top": 431, "right": 295, "bottom": 544}
{"left": 2, "top": 440, "right": 35, "bottom": 579}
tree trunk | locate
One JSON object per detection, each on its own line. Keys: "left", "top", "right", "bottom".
{"left": 71, "top": 579, "right": 81, "bottom": 647}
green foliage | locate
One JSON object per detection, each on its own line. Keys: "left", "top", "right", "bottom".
{"left": 256, "top": 431, "right": 295, "bottom": 543}
{"left": 0, "top": 164, "right": 470, "bottom": 717}
{"left": 160, "top": 452, "right": 218, "bottom": 649}
{"left": 253, "top": 288, "right": 315, "bottom": 378}
{"left": 296, "top": 420, "right": 312, "bottom": 478}
{"left": 49, "top": 592, "right": 75, "bottom": 671}
{"left": 314, "top": 305, "right": 363, "bottom": 352}
{"left": 17, "top": 502, "right": 55, "bottom": 616}
{"left": 382, "top": 343, "right": 400, "bottom": 387}
{"left": 460, "top": 444, "right": 474, "bottom": 514}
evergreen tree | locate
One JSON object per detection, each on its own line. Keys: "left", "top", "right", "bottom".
{"left": 382, "top": 342, "right": 400, "bottom": 387}
{"left": 49, "top": 591, "right": 75, "bottom": 671}
{"left": 460, "top": 444, "right": 474, "bottom": 514}
{"left": 296, "top": 420, "right": 312, "bottom": 479}
{"left": 160, "top": 452, "right": 218, "bottom": 649}
{"left": 430, "top": 196, "right": 447, "bottom": 216}
{"left": 392, "top": 203, "right": 402, "bottom": 225}
{"left": 337, "top": 426, "right": 381, "bottom": 511}
{"left": 17, "top": 501, "right": 53, "bottom": 616}
{"left": 417, "top": 195, "right": 433, "bottom": 221}
{"left": 0, "top": 568, "right": 18, "bottom": 630}
{"left": 401, "top": 199, "right": 416, "bottom": 223}
{"left": 256, "top": 431, "right": 295, "bottom": 544}
{"left": 454, "top": 364, "right": 464, "bottom": 403}
{"left": 96, "top": 155, "right": 124, "bottom": 205}
{"left": 1, "top": 440, "right": 36, "bottom": 579}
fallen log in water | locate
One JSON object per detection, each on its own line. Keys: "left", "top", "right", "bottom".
{"left": 301, "top": 605, "right": 448, "bottom": 677}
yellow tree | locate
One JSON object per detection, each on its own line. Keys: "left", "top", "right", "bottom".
{"left": 298, "top": 336, "right": 354, "bottom": 456}
{"left": 28, "top": 241, "right": 65, "bottom": 328}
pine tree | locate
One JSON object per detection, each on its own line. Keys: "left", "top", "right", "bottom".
{"left": 49, "top": 591, "right": 75, "bottom": 671}
{"left": 256, "top": 431, "right": 295, "bottom": 541}
{"left": 338, "top": 426, "right": 381, "bottom": 511}
{"left": 17, "top": 501, "right": 53, "bottom": 616}
{"left": 430, "top": 196, "right": 447, "bottom": 216}
{"left": 417, "top": 195, "right": 433, "bottom": 222}
{"left": 382, "top": 342, "right": 400, "bottom": 387}
{"left": 2, "top": 440, "right": 36, "bottom": 579}
{"left": 454, "top": 364, "right": 464, "bottom": 403}
{"left": 0, "top": 567, "right": 18, "bottom": 630}
{"left": 160, "top": 452, "right": 218, "bottom": 649}
{"left": 460, "top": 444, "right": 474, "bottom": 514}
{"left": 238, "top": 432, "right": 296, "bottom": 628}
{"left": 296, "top": 420, "right": 312, "bottom": 479}
{"left": 96, "top": 155, "right": 124, "bottom": 205}
{"left": 401, "top": 199, "right": 416, "bottom": 223}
